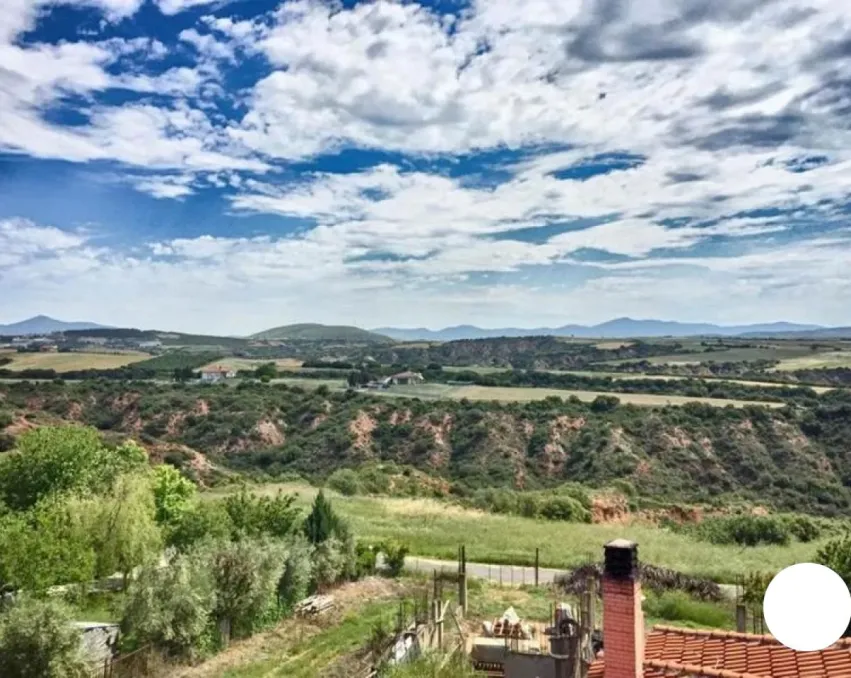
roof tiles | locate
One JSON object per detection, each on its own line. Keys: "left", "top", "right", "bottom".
{"left": 587, "top": 626, "right": 851, "bottom": 678}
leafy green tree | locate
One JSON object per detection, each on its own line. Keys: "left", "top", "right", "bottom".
{"left": 202, "top": 539, "right": 286, "bottom": 638}
{"left": 84, "top": 474, "right": 162, "bottom": 584}
{"left": 304, "top": 490, "right": 347, "bottom": 545}
{"left": 167, "top": 501, "right": 233, "bottom": 552}
{"left": 278, "top": 538, "right": 312, "bottom": 611}
{"left": 224, "top": 487, "right": 300, "bottom": 541}
{"left": 0, "top": 427, "right": 147, "bottom": 510}
{"left": 253, "top": 362, "right": 278, "bottom": 380}
{"left": 817, "top": 534, "right": 851, "bottom": 586}
{"left": 172, "top": 367, "right": 195, "bottom": 383}
{"left": 120, "top": 555, "right": 215, "bottom": 658}
{"left": 0, "top": 596, "right": 88, "bottom": 678}
{"left": 327, "top": 468, "right": 361, "bottom": 496}
{"left": 311, "top": 537, "right": 345, "bottom": 593}
{"left": 0, "top": 499, "right": 95, "bottom": 593}
{"left": 153, "top": 464, "right": 197, "bottom": 527}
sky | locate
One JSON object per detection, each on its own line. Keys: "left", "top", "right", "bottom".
{"left": 2, "top": 0, "right": 851, "bottom": 334}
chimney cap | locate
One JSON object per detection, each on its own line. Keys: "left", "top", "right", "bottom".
{"left": 605, "top": 538, "right": 637, "bottom": 550}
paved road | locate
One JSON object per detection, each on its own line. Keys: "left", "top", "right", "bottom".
{"left": 401, "top": 556, "right": 738, "bottom": 601}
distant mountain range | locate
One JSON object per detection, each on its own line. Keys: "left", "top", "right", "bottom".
{"left": 249, "top": 323, "right": 394, "bottom": 344}
{"left": 372, "top": 318, "right": 828, "bottom": 341}
{"left": 0, "top": 315, "right": 110, "bottom": 336}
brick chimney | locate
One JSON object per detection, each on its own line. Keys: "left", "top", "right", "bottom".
{"left": 602, "top": 539, "right": 644, "bottom": 678}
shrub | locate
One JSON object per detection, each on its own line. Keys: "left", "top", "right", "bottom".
{"left": 694, "top": 515, "right": 790, "bottom": 547}
{"left": 816, "top": 534, "right": 851, "bottom": 586}
{"left": 327, "top": 468, "right": 362, "bottom": 496}
{"left": 0, "top": 596, "right": 88, "bottom": 678}
{"left": 224, "top": 487, "right": 300, "bottom": 541}
{"left": 781, "top": 515, "right": 821, "bottom": 543}
{"left": 311, "top": 537, "right": 345, "bottom": 592}
{"left": 167, "top": 501, "right": 233, "bottom": 552}
{"left": 642, "top": 590, "right": 731, "bottom": 628}
{"left": 538, "top": 496, "right": 591, "bottom": 523}
{"left": 202, "top": 539, "right": 287, "bottom": 639}
{"left": 380, "top": 540, "right": 409, "bottom": 578}
{"left": 355, "top": 542, "right": 378, "bottom": 578}
{"left": 278, "top": 538, "right": 312, "bottom": 611}
{"left": 304, "top": 490, "right": 348, "bottom": 544}
{"left": 120, "top": 555, "right": 215, "bottom": 658}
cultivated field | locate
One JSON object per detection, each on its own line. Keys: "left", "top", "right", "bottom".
{"left": 773, "top": 351, "right": 851, "bottom": 371}
{"left": 443, "top": 366, "right": 833, "bottom": 393}
{"left": 272, "top": 377, "right": 348, "bottom": 389}
{"left": 202, "top": 357, "right": 305, "bottom": 371}
{"left": 607, "top": 344, "right": 821, "bottom": 366}
{"left": 0, "top": 350, "right": 149, "bottom": 372}
{"left": 206, "top": 483, "right": 821, "bottom": 583}
{"left": 371, "top": 382, "right": 784, "bottom": 408}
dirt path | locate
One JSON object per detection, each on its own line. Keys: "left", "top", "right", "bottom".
{"left": 172, "top": 578, "right": 403, "bottom": 678}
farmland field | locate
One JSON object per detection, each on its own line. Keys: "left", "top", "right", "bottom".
{"left": 0, "top": 350, "right": 149, "bottom": 372}
{"left": 772, "top": 351, "right": 851, "bottom": 371}
{"left": 605, "top": 344, "right": 822, "bottom": 366}
{"left": 201, "top": 357, "right": 305, "bottom": 371}
{"left": 442, "top": 366, "right": 833, "bottom": 393}
{"left": 271, "top": 376, "right": 348, "bottom": 389}
{"left": 370, "top": 382, "right": 784, "bottom": 408}
{"left": 205, "top": 483, "right": 821, "bottom": 583}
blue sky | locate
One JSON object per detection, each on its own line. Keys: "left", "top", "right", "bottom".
{"left": 2, "top": 0, "right": 851, "bottom": 334}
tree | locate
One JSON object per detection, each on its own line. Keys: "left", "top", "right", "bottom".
{"left": 167, "top": 501, "right": 233, "bottom": 552}
{"left": 173, "top": 367, "right": 195, "bottom": 383}
{"left": 120, "top": 555, "right": 215, "bottom": 658}
{"left": 303, "top": 491, "right": 347, "bottom": 545}
{"left": 223, "top": 487, "right": 300, "bottom": 541}
{"left": 0, "top": 499, "right": 95, "bottom": 593}
{"left": 278, "top": 538, "right": 312, "bottom": 611}
{"left": 84, "top": 474, "right": 162, "bottom": 584}
{"left": 817, "top": 534, "right": 851, "bottom": 586}
{"left": 201, "top": 539, "right": 286, "bottom": 638}
{"left": 253, "top": 362, "right": 277, "bottom": 380}
{"left": 0, "top": 426, "right": 147, "bottom": 511}
{"left": 0, "top": 597, "right": 88, "bottom": 678}
{"left": 311, "top": 538, "right": 345, "bottom": 593}
{"left": 152, "top": 465, "right": 197, "bottom": 528}
{"left": 327, "top": 468, "right": 361, "bottom": 496}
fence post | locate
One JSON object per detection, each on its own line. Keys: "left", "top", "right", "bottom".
{"left": 459, "top": 545, "right": 468, "bottom": 615}
{"left": 535, "top": 548, "right": 540, "bottom": 587}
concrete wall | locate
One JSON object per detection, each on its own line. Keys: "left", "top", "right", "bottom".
{"left": 504, "top": 652, "right": 556, "bottom": 678}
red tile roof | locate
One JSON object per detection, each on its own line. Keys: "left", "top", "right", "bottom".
{"left": 587, "top": 626, "right": 851, "bottom": 678}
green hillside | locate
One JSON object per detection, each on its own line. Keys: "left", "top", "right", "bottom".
{"left": 250, "top": 323, "right": 394, "bottom": 344}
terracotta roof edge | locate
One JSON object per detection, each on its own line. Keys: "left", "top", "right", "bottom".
{"left": 644, "top": 659, "right": 762, "bottom": 678}
{"left": 649, "top": 625, "right": 780, "bottom": 646}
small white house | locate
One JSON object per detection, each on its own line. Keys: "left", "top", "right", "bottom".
{"left": 199, "top": 365, "right": 237, "bottom": 382}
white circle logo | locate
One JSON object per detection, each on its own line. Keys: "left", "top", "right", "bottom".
{"left": 763, "top": 563, "right": 851, "bottom": 651}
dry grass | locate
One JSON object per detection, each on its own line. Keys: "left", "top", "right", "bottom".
{"left": 379, "top": 496, "right": 487, "bottom": 519}
{"left": 450, "top": 385, "right": 784, "bottom": 408}
{"left": 594, "top": 341, "right": 635, "bottom": 349}
{"left": 201, "top": 357, "right": 305, "bottom": 371}
{"left": 3, "top": 351, "right": 149, "bottom": 372}
{"left": 773, "top": 351, "right": 851, "bottom": 371}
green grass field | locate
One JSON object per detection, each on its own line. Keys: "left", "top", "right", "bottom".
{"left": 205, "top": 483, "right": 819, "bottom": 583}
{"left": 271, "top": 377, "right": 349, "bottom": 389}
{"left": 370, "top": 382, "right": 783, "bottom": 408}
{"left": 772, "top": 351, "right": 851, "bottom": 371}
{"left": 1, "top": 350, "right": 149, "bottom": 372}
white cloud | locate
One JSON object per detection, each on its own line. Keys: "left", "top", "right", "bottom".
{"left": 155, "top": 0, "right": 221, "bottom": 16}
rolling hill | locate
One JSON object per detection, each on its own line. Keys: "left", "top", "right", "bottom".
{"left": 250, "top": 323, "right": 394, "bottom": 343}
{"left": 373, "top": 318, "right": 825, "bottom": 341}
{"left": 0, "top": 315, "right": 110, "bottom": 336}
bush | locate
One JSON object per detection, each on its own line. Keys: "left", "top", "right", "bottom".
{"left": 781, "top": 515, "right": 821, "bottom": 543}
{"left": 202, "top": 539, "right": 287, "bottom": 638}
{"left": 694, "top": 515, "right": 790, "bottom": 547}
{"left": 327, "top": 469, "right": 362, "bottom": 496}
{"left": 380, "top": 540, "right": 409, "bottom": 578}
{"left": 642, "top": 590, "right": 731, "bottom": 628}
{"left": 121, "top": 555, "right": 215, "bottom": 658}
{"left": 355, "top": 542, "right": 378, "bottom": 578}
{"left": 224, "top": 487, "right": 301, "bottom": 541}
{"left": 304, "top": 491, "right": 348, "bottom": 544}
{"left": 311, "top": 537, "right": 345, "bottom": 593}
{"left": 816, "top": 534, "right": 851, "bottom": 586}
{"left": 278, "top": 538, "right": 312, "bottom": 611}
{"left": 538, "top": 496, "right": 591, "bottom": 523}
{"left": 0, "top": 596, "right": 89, "bottom": 678}
{"left": 167, "top": 501, "right": 233, "bottom": 552}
